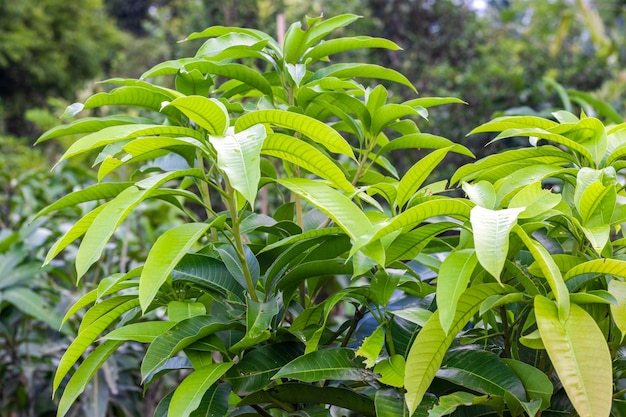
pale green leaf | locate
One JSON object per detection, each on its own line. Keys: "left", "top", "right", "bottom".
{"left": 437, "top": 249, "right": 478, "bottom": 334}
{"left": 140, "top": 222, "right": 210, "bottom": 312}
{"left": 609, "top": 280, "right": 626, "bottom": 342}
{"left": 404, "top": 284, "right": 510, "bottom": 414}
{"left": 168, "top": 363, "right": 234, "bottom": 417}
{"left": 468, "top": 116, "right": 559, "bottom": 135}
{"left": 462, "top": 181, "right": 496, "bottom": 209}
{"left": 104, "top": 321, "right": 176, "bottom": 343}
{"left": 36, "top": 115, "right": 154, "bottom": 144}
{"left": 277, "top": 178, "right": 371, "bottom": 240}
{"left": 356, "top": 326, "right": 385, "bottom": 368}
{"left": 470, "top": 206, "right": 524, "bottom": 281}
{"left": 535, "top": 296, "right": 612, "bottom": 417}
{"left": 378, "top": 132, "right": 474, "bottom": 158}
{"left": 564, "top": 259, "right": 626, "bottom": 280}
{"left": 236, "top": 109, "right": 355, "bottom": 160}
{"left": 397, "top": 147, "right": 452, "bottom": 208}
{"left": 309, "top": 63, "right": 417, "bottom": 92}
{"left": 262, "top": 133, "right": 354, "bottom": 192}
{"left": 165, "top": 96, "right": 229, "bottom": 136}
{"left": 404, "top": 97, "right": 466, "bottom": 109}
{"left": 508, "top": 182, "right": 561, "bottom": 219}
{"left": 303, "top": 36, "right": 400, "bottom": 62}
{"left": 168, "top": 301, "right": 206, "bottom": 322}
{"left": 209, "top": 124, "right": 266, "bottom": 206}
{"left": 374, "top": 355, "right": 405, "bottom": 388}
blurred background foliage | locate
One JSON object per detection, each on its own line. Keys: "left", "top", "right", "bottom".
{"left": 0, "top": 0, "right": 624, "bottom": 415}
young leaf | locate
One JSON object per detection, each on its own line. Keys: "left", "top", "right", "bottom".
{"left": 535, "top": 296, "right": 612, "bottom": 417}
{"left": 397, "top": 147, "right": 452, "bottom": 208}
{"left": 165, "top": 96, "right": 229, "bottom": 136}
{"left": 470, "top": 206, "right": 524, "bottom": 281}
{"left": 303, "top": 36, "right": 401, "bottom": 63}
{"left": 209, "top": 124, "right": 266, "bottom": 207}
{"left": 374, "top": 355, "right": 406, "bottom": 388}
{"left": 309, "top": 63, "right": 417, "bottom": 93}
{"left": 236, "top": 109, "right": 355, "bottom": 160}
{"left": 230, "top": 298, "right": 279, "bottom": 352}
{"left": 140, "top": 222, "right": 210, "bottom": 312}
{"left": 436, "top": 249, "right": 478, "bottom": 334}
{"left": 404, "top": 284, "right": 510, "bottom": 414}
{"left": 356, "top": 326, "right": 385, "bottom": 368}
{"left": 168, "top": 363, "right": 234, "bottom": 417}
{"left": 608, "top": 280, "right": 626, "bottom": 342}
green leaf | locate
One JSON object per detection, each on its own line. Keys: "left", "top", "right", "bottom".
{"left": 168, "top": 363, "right": 234, "bottom": 417}
{"left": 54, "top": 299, "right": 140, "bottom": 394}
{"left": 514, "top": 226, "right": 570, "bottom": 319}
{"left": 104, "top": 321, "right": 176, "bottom": 343}
{"left": 462, "top": 181, "right": 496, "bottom": 209}
{"left": 56, "top": 340, "right": 123, "bottom": 417}
{"left": 168, "top": 301, "right": 206, "bottom": 322}
{"left": 609, "top": 280, "right": 626, "bottom": 342}
{"left": 140, "top": 222, "right": 210, "bottom": 312}
{"left": 309, "top": 63, "right": 417, "bottom": 92}
{"left": 236, "top": 109, "right": 355, "bottom": 160}
{"left": 262, "top": 133, "right": 354, "bottom": 193}
{"left": 397, "top": 147, "right": 452, "bottom": 208}
{"left": 371, "top": 104, "right": 421, "bottom": 136}
{"left": 385, "top": 221, "right": 459, "bottom": 263}
{"left": 428, "top": 392, "right": 485, "bottom": 417}
{"left": 277, "top": 178, "right": 372, "bottom": 240}
{"left": 404, "top": 97, "right": 466, "bottom": 109}
{"left": 468, "top": 116, "right": 559, "bottom": 135}
{"left": 303, "top": 36, "right": 400, "bottom": 63}
{"left": 35, "top": 182, "right": 133, "bottom": 220}
{"left": 352, "top": 199, "right": 471, "bottom": 255}
{"left": 502, "top": 358, "right": 553, "bottom": 411}
{"left": 508, "top": 182, "right": 561, "bottom": 218}
{"left": 237, "top": 382, "right": 375, "bottom": 416}
{"left": 35, "top": 115, "right": 154, "bottom": 144}
{"left": 81, "top": 86, "right": 181, "bottom": 117}
{"left": 1, "top": 287, "right": 66, "bottom": 333}
{"left": 305, "top": 14, "right": 361, "bottom": 47}
{"left": 374, "top": 355, "right": 405, "bottom": 388}
{"left": 165, "top": 96, "right": 229, "bottom": 136}
{"left": 189, "top": 382, "right": 231, "bottom": 417}
{"left": 141, "top": 316, "right": 234, "bottom": 380}
{"left": 230, "top": 298, "right": 279, "bottom": 352}
{"left": 379, "top": 133, "right": 473, "bottom": 158}
{"left": 273, "top": 348, "right": 367, "bottom": 382}
{"left": 438, "top": 348, "right": 526, "bottom": 403}
{"left": 470, "top": 206, "right": 524, "bottom": 281}
{"left": 356, "top": 326, "right": 385, "bottom": 368}
{"left": 226, "top": 342, "right": 304, "bottom": 393}
{"left": 535, "top": 296, "right": 612, "bottom": 417}
{"left": 171, "top": 253, "right": 245, "bottom": 300}
{"left": 209, "top": 124, "right": 266, "bottom": 207}
{"left": 283, "top": 21, "right": 308, "bottom": 64}
{"left": 404, "top": 284, "right": 510, "bottom": 414}
{"left": 437, "top": 249, "right": 478, "bottom": 334}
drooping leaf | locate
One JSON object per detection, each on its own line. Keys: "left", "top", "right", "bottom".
{"left": 535, "top": 296, "right": 612, "bottom": 417}
{"left": 209, "top": 124, "right": 266, "bottom": 206}
{"left": 404, "top": 284, "right": 510, "bottom": 414}
{"left": 168, "top": 363, "right": 234, "bottom": 417}
{"left": 470, "top": 206, "right": 524, "bottom": 281}
{"left": 436, "top": 249, "right": 478, "bottom": 334}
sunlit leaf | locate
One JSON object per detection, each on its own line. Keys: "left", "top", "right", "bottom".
{"left": 273, "top": 348, "right": 367, "bottom": 382}
{"left": 437, "top": 249, "right": 478, "bottom": 334}
{"left": 168, "top": 363, "right": 234, "bottom": 417}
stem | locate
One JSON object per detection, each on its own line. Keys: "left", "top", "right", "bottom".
{"left": 500, "top": 305, "right": 511, "bottom": 358}
{"left": 196, "top": 149, "right": 219, "bottom": 241}
{"left": 341, "top": 305, "right": 368, "bottom": 348}
{"left": 225, "top": 179, "right": 259, "bottom": 302}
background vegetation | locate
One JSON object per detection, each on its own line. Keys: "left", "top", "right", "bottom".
{"left": 1, "top": 1, "right": 625, "bottom": 416}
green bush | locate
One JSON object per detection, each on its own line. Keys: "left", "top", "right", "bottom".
{"left": 39, "top": 15, "right": 626, "bottom": 417}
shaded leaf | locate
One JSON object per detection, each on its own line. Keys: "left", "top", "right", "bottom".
{"left": 273, "top": 348, "right": 367, "bottom": 382}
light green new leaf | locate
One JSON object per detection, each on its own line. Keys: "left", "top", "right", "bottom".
{"left": 236, "top": 109, "right": 355, "bottom": 160}
{"left": 564, "top": 259, "right": 626, "bottom": 280}
{"left": 165, "top": 96, "right": 229, "bottom": 136}
{"left": 462, "top": 181, "right": 496, "bottom": 209}
{"left": 404, "top": 97, "right": 466, "bottom": 109}
{"left": 470, "top": 206, "right": 524, "bottom": 281}
{"left": 428, "top": 392, "right": 483, "bottom": 417}
{"left": 209, "top": 124, "right": 266, "bottom": 207}
{"left": 378, "top": 132, "right": 474, "bottom": 158}
{"left": 141, "top": 316, "right": 234, "bottom": 380}
{"left": 535, "top": 296, "right": 612, "bottom": 417}
{"left": 303, "top": 36, "right": 400, "bottom": 63}
{"left": 468, "top": 116, "right": 558, "bottom": 135}
{"left": 352, "top": 199, "right": 471, "bottom": 256}
{"left": 309, "top": 63, "right": 417, "bottom": 92}
{"left": 168, "top": 363, "right": 234, "bottom": 417}
{"left": 35, "top": 182, "right": 133, "bottom": 220}
{"left": 305, "top": 14, "right": 361, "bottom": 47}
{"left": 278, "top": 178, "right": 372, "bottom": 240}
{"left": 262, "top": 133, "right": 354, "bottom": 192}
{"left": 404, "top": 284, "right": 509, "bottom": 414}
{"left": 104, "top": 321, "right": 176, "bottom": 343}
{"left": 356, "top": 326, "right": 385, "bottom": 368}
{"left": 57, "top": 340, "right": 123, "bottom": 417}
{"left": 397, "top": 147, "right": 452, "bottom": 208}
{"left": 508, "top": 182, "right": 561, "bottom": 219}
{"left": 608, "top": 280, "right": 626, "bottom": 342}
{"left": 437, "top": 249, "right": 478, "bottom": 334}
{"left": 514, "top": 226, "right": 570, "bottom": 318}
{"left": 140, "top": 222, "right": 210, "bottom": 312}
{"left": 371, "top": 104, "right": 421, "bottom": 136}
{"left": 54, "top": 299, "right": 140, "bottom": 394}
{"left": 273, "top": 348, "right": 367, "bottom": 382}
{"left": 374, "top": 355, "right": 405, "bottom": 388}
{"left": 168, "top": 301, "right": 206, "bottom": 322}
{"left": 35, "top": 115, "right": 154, "bottom": 144}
